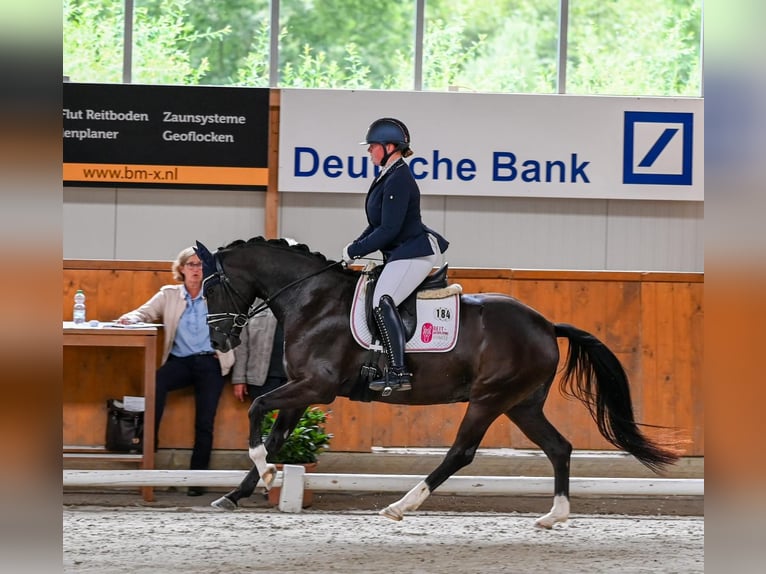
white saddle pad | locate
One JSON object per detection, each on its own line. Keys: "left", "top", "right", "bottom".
{"left": 349, "top": 275, "right": 460, "bottom": 353}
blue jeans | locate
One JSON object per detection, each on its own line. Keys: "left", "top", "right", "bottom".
{"left": 155, "top": 354, "right": 225, "bottom": 470}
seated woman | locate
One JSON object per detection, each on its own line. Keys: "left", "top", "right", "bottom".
{"left": 118, "top": 246, "right": 234, "bottom": 496}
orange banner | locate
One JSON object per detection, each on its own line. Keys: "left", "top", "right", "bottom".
{"left": 64, "top": 163, "right": 268, "bottom": 186}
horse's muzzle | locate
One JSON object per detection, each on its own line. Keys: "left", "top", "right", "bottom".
{"left": 209, "top": 329, "right": 240, "bottom": 352}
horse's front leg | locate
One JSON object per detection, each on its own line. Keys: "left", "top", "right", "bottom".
{"left": 211, "top": 399, "right": 270, "bottom": 510}
{"left": 211, "top": 465, "right": 263, "bottom": 511}
{"left": 211, "top": 402, "right": 304, "bottom": 511}
{"left": 247, "top": 400, "right": 277, "bottom": 490}
{"left": 255, "top": 407, "right": 304, "bottom": 489}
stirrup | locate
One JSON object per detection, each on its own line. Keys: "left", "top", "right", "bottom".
{"left": 369, "top": 370, "right": 412, "bottom": 395}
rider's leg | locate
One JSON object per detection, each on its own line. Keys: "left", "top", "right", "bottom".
{"left": 369, "top": 294, "right": 411, "bottom": 392}
{"left": 369, "top": 246, "right": 441, "bottom": 392}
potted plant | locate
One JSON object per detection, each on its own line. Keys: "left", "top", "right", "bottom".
{"left": 260, "top": 406, "right": 333, "bottom": 507}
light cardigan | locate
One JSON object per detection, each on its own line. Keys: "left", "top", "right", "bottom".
{"left": 231, "top": 303, "right": 278, "bottom": 387}
{"left": 120, "top": 284, "right": 234, "bottom": 376}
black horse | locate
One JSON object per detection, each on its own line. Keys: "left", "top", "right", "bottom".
{"left": 196, "top": 237, "right": 680, "bottom": 528}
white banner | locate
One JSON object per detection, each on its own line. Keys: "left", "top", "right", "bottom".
{"left": 279, "top": 89, "right": 703, "bottom": 201}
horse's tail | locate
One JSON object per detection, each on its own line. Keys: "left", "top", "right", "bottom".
{"left": 554, "top": 322, "right": 682, "bottom": 473}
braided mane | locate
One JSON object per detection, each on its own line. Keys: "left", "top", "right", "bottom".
{"left": 220, "top": 236, "right": 347, "bottom": 269}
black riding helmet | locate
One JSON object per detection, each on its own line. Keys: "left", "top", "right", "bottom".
{"left": 360, "top": 117, "right": 413, "bottom": 166}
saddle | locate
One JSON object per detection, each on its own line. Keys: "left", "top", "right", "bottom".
{"left": 350, "top": 263, "right": 460, "bottom": 401}
{"left": 363, "top": 263, "right": 450, "bottom": 341}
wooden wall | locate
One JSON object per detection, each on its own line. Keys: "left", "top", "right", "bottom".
{"left": 63, "top": 260, "right": 703, "bottom": 456}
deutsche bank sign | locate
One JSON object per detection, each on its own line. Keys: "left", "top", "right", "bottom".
{"left": 623, "top": 111, "right": 694, "bottom": 186}
{"left": 279, "top": 90, "right": 702, "bottom": 200}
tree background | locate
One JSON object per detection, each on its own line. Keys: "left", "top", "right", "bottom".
{"left": 63, "top": 0, "right": 701, "bottom": 96}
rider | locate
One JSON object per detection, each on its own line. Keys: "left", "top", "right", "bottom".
{"left": 342, "top": 117, "right": 449, "bottom": 392}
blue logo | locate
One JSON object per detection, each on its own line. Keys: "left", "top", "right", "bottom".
{"left": 623, "top": 111, "right": 693, "bottom": 185}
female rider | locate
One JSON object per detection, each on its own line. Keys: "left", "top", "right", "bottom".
{"left": 342, "top": 117, "right": 449, "bottom": 392}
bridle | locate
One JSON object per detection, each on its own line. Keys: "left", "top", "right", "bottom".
{"left": 203, "top": 257, "right": 253, "bottom": 344}
{"left": 204, "top": 252, "right": 343, "bottom": 346}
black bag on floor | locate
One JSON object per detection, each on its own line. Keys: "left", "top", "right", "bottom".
{"left": 105, "top": 399, "right": 144, "bottom": 453}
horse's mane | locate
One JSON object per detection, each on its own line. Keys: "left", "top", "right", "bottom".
{"left": 219, "top": 236, "right": 357, "bottom": 276}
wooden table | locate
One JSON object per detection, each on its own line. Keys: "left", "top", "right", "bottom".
{"left": 63, "top": 322, "right": 158, "bottom": 501}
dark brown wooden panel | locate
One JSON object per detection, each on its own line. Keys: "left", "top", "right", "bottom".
{"left": 64, "top": 261, "right": 704, "bottom": 456}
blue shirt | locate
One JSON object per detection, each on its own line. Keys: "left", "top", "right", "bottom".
{"left": 170, "top": 287, "right": 214, "bottom": 356}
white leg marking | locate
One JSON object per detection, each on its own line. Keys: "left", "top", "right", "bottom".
{"left": 248, "top": 444, "right": 264, "bottom": 465}
{"left": 380, "top": 480, "right": 431, "bottom": 521}
{"left": 534, "top": 494, "right": 570, "bottom": 529}
{"left": 249, "top": 444, "right": 277, "bottom": 488}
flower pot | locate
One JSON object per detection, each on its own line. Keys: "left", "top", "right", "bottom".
{"left": 267, "top": 462, "right": 318, "bottom": 508}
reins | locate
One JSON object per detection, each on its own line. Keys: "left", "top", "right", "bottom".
{"left": 245, "top": 260, "right": 344, "bottom": 318}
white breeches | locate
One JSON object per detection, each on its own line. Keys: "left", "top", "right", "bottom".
{"left": 373, "top": 235, "right": 443, "bottom": 306}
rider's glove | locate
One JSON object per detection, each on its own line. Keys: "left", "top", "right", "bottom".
{"left": 341, "top": 243, "right": 355, "bottom": 265}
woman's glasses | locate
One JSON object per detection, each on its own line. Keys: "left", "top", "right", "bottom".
{"left": 185, "top": 261, "right": 203, "bottom": 268}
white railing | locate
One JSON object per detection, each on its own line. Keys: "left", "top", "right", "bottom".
{"left": 63, "top": 467, "right": 704, "bottom": 513}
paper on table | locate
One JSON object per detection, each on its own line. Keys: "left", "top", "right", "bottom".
{"left": 108, "top": 322, "right": 163, "bottom": 329}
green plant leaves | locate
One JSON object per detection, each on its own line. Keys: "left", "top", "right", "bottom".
{"left": 260, "top": 406, "right": 333, "bottom": 464}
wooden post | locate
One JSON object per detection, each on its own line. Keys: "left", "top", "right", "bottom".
{"left": 266, "top": 89, "right": 281, "bottom": 239}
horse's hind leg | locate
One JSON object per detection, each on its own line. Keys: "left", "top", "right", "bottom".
{"left": 506, "top": 399, "right": 572, "bottom": 529}
{"left": 380, "top": 403, "right": 497, "bottom": 521}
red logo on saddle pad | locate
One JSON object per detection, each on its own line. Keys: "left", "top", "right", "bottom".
{"left": 421, "top": 323, "right": 434, "bottom": 343}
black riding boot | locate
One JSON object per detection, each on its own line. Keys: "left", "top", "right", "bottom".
{"left": 369, "top": 295, "right": 412, "bottom": 393}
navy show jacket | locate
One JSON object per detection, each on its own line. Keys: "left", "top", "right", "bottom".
{"left": 347, "top": 159, "right": 449, "bottom": 262}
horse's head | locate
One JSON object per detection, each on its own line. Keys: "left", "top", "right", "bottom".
{"left": 197, "top": 236, "right": 351, "bottom": 352}
{"left": 196, "top": 240, "right": 253, "bottom": 352}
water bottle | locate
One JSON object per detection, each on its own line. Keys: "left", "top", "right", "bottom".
{"left": 73, "top": 289, "right": 86, "bottom": 324}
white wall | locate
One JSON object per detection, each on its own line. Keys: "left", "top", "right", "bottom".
{"left": 63, "top": 186, "right": 267, "bottom": 260}
{"left": 64, "top": 187, "right": 703, "bottom": 272}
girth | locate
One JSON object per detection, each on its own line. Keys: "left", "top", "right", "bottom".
{"left": 364, "top": 263, "right": 449, "bottom": 341}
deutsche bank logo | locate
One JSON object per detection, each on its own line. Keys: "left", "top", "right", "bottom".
{"left": 623, "top": 111, "right": 693, "bottom": 185}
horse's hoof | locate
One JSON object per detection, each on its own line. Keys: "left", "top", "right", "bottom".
{"left": 211, "top": 496, "right": 238, "bottom": 511}
{"left": 379, "top": 506, "right": 403, "bottom": 521}
{"left": 262, "top": 464, "right": 277, "bottom": 488}
{"left": 534, "top": 514, "right": 566, "bottom": 529}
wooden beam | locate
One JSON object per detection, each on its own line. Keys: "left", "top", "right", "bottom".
{"left": 266, "top": 89, "right": 281, "bottom": 239}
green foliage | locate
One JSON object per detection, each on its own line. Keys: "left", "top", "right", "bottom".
{"left": 235, "top": 19, "right": 273, "bottom": 87}
{"left": 169, "top": 0, "right": 270, "bottom": 85}
{"left": 279, "top": 43, "right": 372, "bottom": 89}
{"left": 63, "top": 0, "right": 702, "bottom": 96}
{"left": 63, "top": 0, "right": 124, "bottom": 82}
{"left": 456, "top": 1, "right": 560, "bottom": 93}
{"left": 64, "top": 0, "right": 230, "bottom": 85}
{"left": 566, "top": 0, "right": 702, "bottom": 96}
{"left": 277, "top": 0, "right": 414, "bottom": 88}
{"left": 422, "top": 16, "right": 487, "bottom": 90}
{"left": 261, "top": 407, "right": 333, "bottom": 464}
{"left": 132, "top": 0, "right": 231, "bottom": 85}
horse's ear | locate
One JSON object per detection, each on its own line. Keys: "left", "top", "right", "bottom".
{"left": 194, "top": 241, "right": 216, "bottom": 277}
